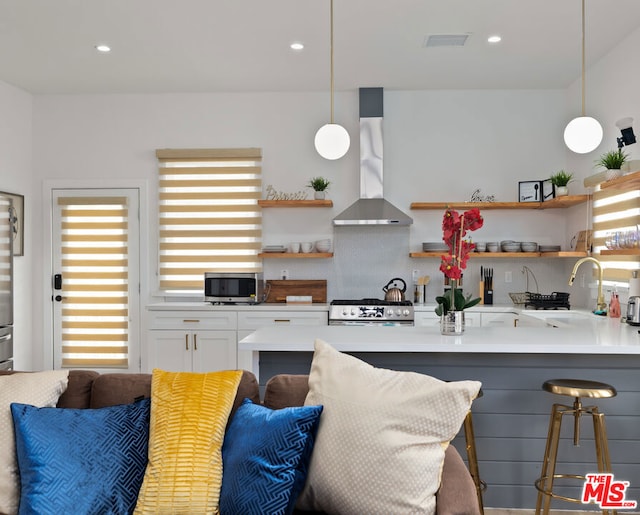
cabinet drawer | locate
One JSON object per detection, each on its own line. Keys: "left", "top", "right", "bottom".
{"left": 237, "top": 311, "right": 328, "bottom": 330}
{"left": 148, "top": 311, "right": 237, "bottom": 330}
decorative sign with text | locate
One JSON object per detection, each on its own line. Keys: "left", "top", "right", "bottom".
{"left": 264, "top": 184, "right": 308, "bottom": 201}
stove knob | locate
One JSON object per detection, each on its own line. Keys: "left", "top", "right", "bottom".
{"left": 342, "top": 309, "right": 348, "bottom": 316}
{"left": 351, "top": 309, "right": 357, "bottom": 316}
{"left": 403, "top": 309, "right": 411, "bottom": 316}
{"left": 395, "top": 309, "right": 402, "bottom": 316}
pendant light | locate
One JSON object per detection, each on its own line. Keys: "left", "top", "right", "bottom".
{"left": 563, "top": 0, "right": 603, "bottom": 154}
{"left": 314, "top": 0, "right": 350, "bottom": 160}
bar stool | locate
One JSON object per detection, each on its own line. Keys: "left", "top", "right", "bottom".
{"left": 463, "top": 388, "right": 486, "bottom": 515}
{"left": 534, "top": 379, "right": 617, "bottom": 515}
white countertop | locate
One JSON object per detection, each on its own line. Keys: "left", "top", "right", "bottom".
{"left": 147, "top": 301, "right": 330, "bottom": 311}
{"left": 239, "top": 313, "right": 640, "bottom": 355}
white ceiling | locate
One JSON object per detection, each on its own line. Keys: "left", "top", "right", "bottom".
{"left": 2, "top": 0, "right": 640, "bottom": 94}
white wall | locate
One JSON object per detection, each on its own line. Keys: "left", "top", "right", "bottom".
{"left": 0, "top": 80, "right": 33, "bottom": 369}
{"left": 11, "top": 24, "right": 637, "bottom": 369}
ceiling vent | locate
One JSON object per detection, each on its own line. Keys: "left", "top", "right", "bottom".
{"left": 424, "top": 34, "right": 469, "bottom": 47}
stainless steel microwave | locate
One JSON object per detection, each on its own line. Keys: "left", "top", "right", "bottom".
{"left": 204, "top": 272, "right": 264, "bottom": 304}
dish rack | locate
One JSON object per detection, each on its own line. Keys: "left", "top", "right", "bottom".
{"left": 509, "top": 266, "right": 538, "bottom": 306}
{"left": 524, "top": 292, "right": 570, "bottom": 310}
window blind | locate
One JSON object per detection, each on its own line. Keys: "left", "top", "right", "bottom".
{"left": 592, "top": 187, "right": 640, "bottom": 282}
{"left": 156, "top": 148, "right": 262, "bottom": 293}
{"left": 58, "top": 196, "right": 129, "bottom": 368}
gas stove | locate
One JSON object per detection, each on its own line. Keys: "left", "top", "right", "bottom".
{"left": 329, "top": 298, "right": 414, "bottom": 326}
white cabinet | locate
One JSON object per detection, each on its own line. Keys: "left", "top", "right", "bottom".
{"left": 148, "top": 311, "right": 237, "bottom": 372}
{"left": 481, "top": 312, "right": 518, "bottom": 327}
{"left": 415, "top": 311, "right": 481, "bottom": 327}
{"left": 237, "top": 310, "right": 328, "bottom": 371}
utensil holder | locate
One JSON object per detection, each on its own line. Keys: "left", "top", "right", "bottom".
{"left": 484, "top": 284, "right": 493, "bottom": 305}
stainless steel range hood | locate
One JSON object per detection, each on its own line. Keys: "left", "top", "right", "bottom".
{"left": 333, "top": 87, "right": 413, "bottom": 226}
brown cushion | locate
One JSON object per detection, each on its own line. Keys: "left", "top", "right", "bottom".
{"left": 90, "top": 373, "right": 152, "bottom": 408}
{"left": 263, "top": 374, "right": 309, "bottom": 409}
{"left": 57, "top": 370, "right": 99, "bottom": 408}
{"left": 436, "top": 446, "right": 481, "bottom": 515}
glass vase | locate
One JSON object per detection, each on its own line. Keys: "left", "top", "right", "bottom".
{"left": 440, "top": 310, "right": 465, "bottom": 335}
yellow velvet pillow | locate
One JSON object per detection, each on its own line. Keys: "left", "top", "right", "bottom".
{"left": 134, "top": 369, "right": 242, "bottom": 514}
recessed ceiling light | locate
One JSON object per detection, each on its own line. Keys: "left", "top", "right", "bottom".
{"left": 290, "top": 42, "right": 304, "bottom": 51}
{"left": 95, "top": 44, "right": 111, "bottom": 53}
{"left": 487, "top": 35, "right": 502, "bottom": 44}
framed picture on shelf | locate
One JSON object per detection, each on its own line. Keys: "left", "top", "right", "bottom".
{"left": 0, "top": 191, "right": 24, "bottom": 256}
{"left": 542, "top": 179, "right": 555, "bottom": 201}
{"left": 518, "top": 181, "right": 542, "bottom": 202}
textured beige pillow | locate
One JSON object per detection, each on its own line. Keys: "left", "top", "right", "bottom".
{"left": 297, "top": 339, "right": 481, "bottom": 515}
{"left": 0, "top": 370, "right": 69, "bottom": 514}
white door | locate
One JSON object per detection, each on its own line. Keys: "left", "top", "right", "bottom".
{"left": 51, "top": 189, "right": 141, "bottom": 372}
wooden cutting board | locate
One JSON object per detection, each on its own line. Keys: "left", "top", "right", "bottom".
{"left": 265, "top": 280, "right": 327, "bottom": 303}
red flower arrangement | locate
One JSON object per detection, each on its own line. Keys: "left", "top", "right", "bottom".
{"left": 435, "top": 207, "right": 484, "bottom": 315}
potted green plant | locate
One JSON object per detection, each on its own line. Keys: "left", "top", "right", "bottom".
{"left": 595, "top": 149, "right": 629, "bottom": 180}
{"left": 549, "top": 170, "right": 574, "bottom": 197}
{"left": 307, "top": 177, "right": 331, "bottom": 200}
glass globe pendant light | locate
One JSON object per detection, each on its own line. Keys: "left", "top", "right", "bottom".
{"left": 315, "top": 0, "right": 350, "bottom": 160}
{"left": 564, "top": 0, "right": 602, "bottom": 154}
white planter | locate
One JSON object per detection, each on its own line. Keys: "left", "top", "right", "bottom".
{"left": 555, "top": 186, "right": 568, "bottom": 197}
{"left": 314, "top": 191, "right": 326, "bottom": 200}
{"left": 605, "top": 168, "right": 623, "bottom": 181}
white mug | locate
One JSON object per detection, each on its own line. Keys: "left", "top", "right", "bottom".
{"left": 289, "top": 242, "right": 300, "bottom": 253}
{"left": 300, "top": 242, "right": 313, "bottom": 253}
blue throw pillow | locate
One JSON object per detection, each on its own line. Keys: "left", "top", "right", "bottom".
{"left": 221, "top": 398, "right": 323, "bottom": 515}
{"left": 11, "top": 398, "right": 150, "bottom": 515}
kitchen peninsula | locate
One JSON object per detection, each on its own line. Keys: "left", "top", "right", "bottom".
{"left": 239, "top": 314, "right": 640, "bottom": 509}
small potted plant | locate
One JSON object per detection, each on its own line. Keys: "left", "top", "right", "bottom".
{"left": 307, "top": 177, "right": 331, "bottom": 200}
{"left": 595, "top": 149, "right": 629, "bottom": 180}
{"left": 549, "top": 170, "right": 573, "bottom": 197}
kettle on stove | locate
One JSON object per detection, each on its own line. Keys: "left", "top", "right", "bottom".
{"left": 626, "top": 296, "right": 640, "bottom": 325}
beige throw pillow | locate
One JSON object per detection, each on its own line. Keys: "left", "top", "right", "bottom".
{"left": 296, "top": 339, "right": 481, "bottom": 515}
{"left": 0, "top": 370, "right": 69, "bottom": 515}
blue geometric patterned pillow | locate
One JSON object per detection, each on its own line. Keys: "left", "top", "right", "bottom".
{"left": 10, "top": 398, "right": 150, "bottom": 515}
{"left": 221, "top": 398, "right": 323, "bottom": 515}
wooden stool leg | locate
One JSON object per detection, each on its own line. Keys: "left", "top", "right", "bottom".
{"left": 463, "top": 410, "right": 484, "bottom": 515}
{"left": 536, "top": 404, "right": 565, "bottom": 515}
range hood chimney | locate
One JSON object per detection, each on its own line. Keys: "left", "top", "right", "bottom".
{"left": 333, "top": 87, "right": 413, "bottom": 226}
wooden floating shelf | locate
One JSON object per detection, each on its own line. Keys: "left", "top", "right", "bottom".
{"left": 600, "top": 249, "right": 640, "bottom": 256}
{"left": 409, "top": 251, "right": 587, "bottom": 259}
{"left": 410, "top": 195, "right": 589, "bottom": 211}
{"left": 258, "top": 252, "right": 333, "bottom": 259}
{"left": 599, "top": 170, "right": 640, "bottom": 190}
{"left": 258, "top": 200, "right": 333, "bottom": 207}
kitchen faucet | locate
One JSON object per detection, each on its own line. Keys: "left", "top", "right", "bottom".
{"left": 568, "top": 257, "right": 607, "bottom": 314}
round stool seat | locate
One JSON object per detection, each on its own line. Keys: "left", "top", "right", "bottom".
{"left": 542, "top": 379, "right": 617, "bottom": 399}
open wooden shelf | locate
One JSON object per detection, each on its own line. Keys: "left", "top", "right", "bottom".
{"left": 409, "top": 251, "right": 587, "bottom": 259}
{"left": 258, "top": 200, "right": 333, "bottom": 207}
{"left": 599, "top": 249, "right": 640, "bottom": 256}
{"left": 258, "top": 252, "right": 333, "bottom": 259}
{"left": 599, "top": 170, "right": 640, "bottom": 191}
{"left": 410, "top": 195, "right": 589, "bottom": 211}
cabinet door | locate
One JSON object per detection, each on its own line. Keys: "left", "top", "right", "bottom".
{"left": 191, "top": 331, "right": 237, "bottom": 372}
{"left": 148, "top": 330, "right": 192, "bottom": 372}
{"left": 237, "top": 311, "right": 328, "bottom": 330}
{"left": 481, "top": 313, "right": 517, "bottom": 327}
{"left": 415, "top": 311, "right": 481, "bottom": 327}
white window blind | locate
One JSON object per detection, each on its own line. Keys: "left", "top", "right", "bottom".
{"left": 157, "top": 148, "right": 262, "bottom": 293}
{"left": 58, "top": 196, "right": 130, "bottom": 368}
{"left": 592, "top": 187, "right": 640, "bottom": 282}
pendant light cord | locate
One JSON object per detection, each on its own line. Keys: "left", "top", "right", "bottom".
{"left": 330, "top": 0, "right": 335, "bottom": 124}
{"left": 581, "top": 0, "right": 586, "bottom": 116}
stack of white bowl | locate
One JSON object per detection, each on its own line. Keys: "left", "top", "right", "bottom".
{"left": 521, "top": 241, "right": 538, "bottom": 252}
{"left": 315, "top": 239, "right": 332, "bottom": 252}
